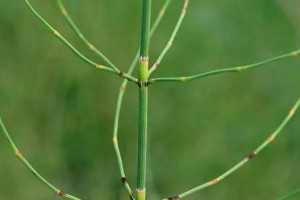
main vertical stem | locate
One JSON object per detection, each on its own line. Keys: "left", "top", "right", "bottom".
{"left": 137, "top": 0, "right": 151, "bottom": 200}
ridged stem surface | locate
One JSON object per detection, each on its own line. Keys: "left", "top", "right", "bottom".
{"left": 137, "top": 0, "right": 151, "bottom": 199}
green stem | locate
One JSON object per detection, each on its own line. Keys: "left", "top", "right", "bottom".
{"left": 137, "top": 0, "right": 151, "bottom": 199}
{"left": 0, "top": 118, "right": 81, "bottom": 200}
{"left": 164, "top": 97, "right": 300, "bottom": 199}
{"left": 148, "top": 49, "right": 300, "bottom": 84}
{"left": 137, "top": 85, "right": 148, "bottom": 200}
{"left": 140, "top": 0, "right": 152, "bottom": 57}
{"left": 112, "top": 1, "right": 172, "bottom": 199}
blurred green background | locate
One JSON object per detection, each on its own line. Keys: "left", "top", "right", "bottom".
{"left": 0, "top": 0, "right": 300, "bottom": 199}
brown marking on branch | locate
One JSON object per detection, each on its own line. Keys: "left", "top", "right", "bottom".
{"left": 121, "top": 177, "right": 128, "bottom": 184}
{"left": 119, "top": 71, "right": 125, "bottom": 77}
{"left": 121, "top": 177, "right": 134, "bottom": 199}
{"left": 136, "top": 81, "right": 143, "bottom": 87}
{"left": 137, "top": 81, "right": 149, "bottom": 87}
{"left": 130, "top": 194, "right": 135, "bottom": 200}
{"left": 247, "top": 151, "right": 257, "bottom": 160}
{"left": 210, "top": 178, "right": 219, "bottom": 185}
{"left": 57, "top": 190, "right": 66, "bottom": 196}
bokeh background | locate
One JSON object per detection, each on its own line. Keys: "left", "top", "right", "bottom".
{"left": 0, "top": 0, "right": 300, "bottom": 199}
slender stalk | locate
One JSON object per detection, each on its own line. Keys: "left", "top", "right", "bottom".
{"left": 136, "top": 84, "right": 148, "bottom": 200}
{"left": 113, "top": 59, "right": 137, "bottom": 200}
{"left": 56, "top": 0, "right": 119, "bottom": 72}
{"left": 277, "top": 186, "right": 300, "bottom": 200}
{"left": 136, "top": 0, "right": 151, "bottom": 199}
{"left": 164, "top": 97, "right": 300, "bottom": 199}
{"left": 112, "top": 1, "right": 172, "bottom": 199}
{"left": 0, "top": 118, "right": 81, "bottom": 200}
{"left": 23, "top": 0, "right": 138, "bottom": 83}
{"left": 140, "top": 0, "right": 152, "bottom": 57}
{"left": 148, "top": 49, "right": 300, "bottom": 84}
{"left": 149, "top": 0, "right": 172, "bottom": 38}
{"left": 148, "top": 0, "right": 189, "bottom": 76}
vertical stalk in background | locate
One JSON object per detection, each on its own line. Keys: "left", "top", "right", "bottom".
{"left": 137, "top": 0, "right": 151, "bottom": 199}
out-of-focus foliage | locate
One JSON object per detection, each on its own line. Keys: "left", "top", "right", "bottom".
{"left": 0, "top": 0, "right": 299, "bottom": 199}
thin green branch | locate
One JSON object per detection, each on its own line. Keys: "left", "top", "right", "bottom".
{"left": 164, "top": 97, "right": 300, "bottom": 200}
{"left": 277, "top": 186, "right": 300, "bottom": 200}
{"left": 148, "top": 0, "right": 189, "bottom": 76}
{"left": 56, "top": 0, "right": 119, "bottom": 72}
{"left": 0, "top": 118, "right": 81, "bottom": 200}
{"left": 23, "top": 0, "right": 138, "bottom": 83}
{"left": 113, "top": 56, "right": 137, "bottom": 200}
{"left": 112, "top": 50, "right": 139, "bottom": 200}
{"left": 149, "top": 0, "right": 172, "bottom": 38}
{"left": 149, "top": 49, "right": 300, "bottom": 84}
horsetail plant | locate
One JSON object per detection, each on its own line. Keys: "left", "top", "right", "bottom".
{"left": 1, "top": 0, "right": 300, "bottom": 200}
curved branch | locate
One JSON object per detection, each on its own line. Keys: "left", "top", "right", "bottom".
{"left": 23, "top": 0, "right": 138, "bottom": 83}
{"left": 0, "top": 118, "right": 82, "bottom": 200}
{"left": 148, "top": 0, "right": 189, "bottom": 76}
{"left": 163, "top": 97, "right": 300, "bottom": 199}
{"left": 149, "top": 49, "right": 300, "bottom": 85}
{"left": 56, "top": 0, "right": 119, "bottom": 72}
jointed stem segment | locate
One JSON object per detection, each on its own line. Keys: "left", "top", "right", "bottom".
{"left": 136, "top": 0, "right": 151, "bottom": 199}
{"left": 0, "top": 118, "right": 81, "bottom": 200}
{"left": 164, "top": 97, "right": 300, "bottom": 199}
{"left": 112, "top": 1, "right": 172, "bottom": 199}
